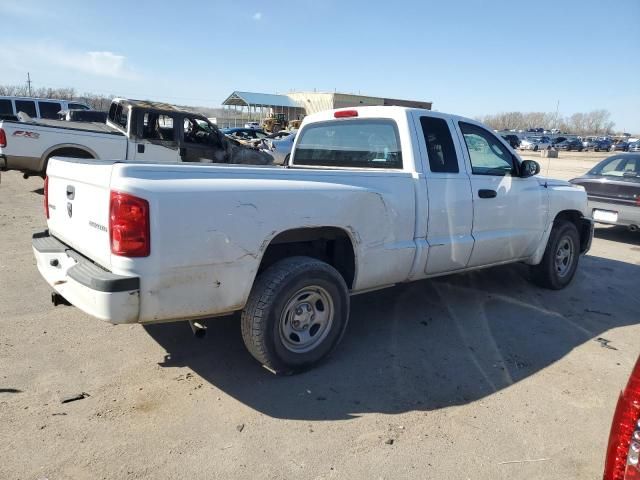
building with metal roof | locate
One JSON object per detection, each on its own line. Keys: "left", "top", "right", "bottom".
{"left": 217, "top": 90, "right": 432, "bottom": 128}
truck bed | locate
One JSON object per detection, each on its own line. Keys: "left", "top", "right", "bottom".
{"left": 3, "top": 119, "right": 123, "bottom": 136}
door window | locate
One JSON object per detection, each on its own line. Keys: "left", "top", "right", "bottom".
{"left": 38, "top": 101, "right": 62, "bottom": 119}
{"left": 420, "top": 116, "right": 459, "bottom": 173}
{"left": 459, "top": 122, "right": 515, "bottom": 176}
{"left": 15, "top": 100, "right": 37, "bottom": 117}
{"left": 141, "top": 113, "right": 175, "bottom": 141}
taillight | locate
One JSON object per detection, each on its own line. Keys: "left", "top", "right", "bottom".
{"left": 604, "top": 356, "right": 640, "bottom": 480}
{"left": 0, "top": 128, "right": 6, "bottom": 147}
{"left": 44, "top": 176, "right": 49, "bottom": 219}
{"left": 334, "top": 109, "right": 358, "bottom": 118}
{"left": 109, "top": 191, "right": 150, "bottom": 257}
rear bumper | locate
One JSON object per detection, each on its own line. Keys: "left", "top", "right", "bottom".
{"left": 588, "top": 199, "right": 640, "bottom": 227}
{"left": 32, "top": 231, "right": 140, "bottom": 324}
{"left": 0, "top": 154, "right": 6, "bottom": 170}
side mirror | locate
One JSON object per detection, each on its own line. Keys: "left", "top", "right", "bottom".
{"left": 520, "top": 159, "right": 540, "bottom": 178}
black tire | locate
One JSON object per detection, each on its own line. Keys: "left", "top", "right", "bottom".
{"left": 241, "top": 256, "right": 350, "bottom": 374}
{"left": 533, "top": 145, "right": 539, "bottom": 152}
{"left": 530, "top": 220, "right": 581, "bottom": 290}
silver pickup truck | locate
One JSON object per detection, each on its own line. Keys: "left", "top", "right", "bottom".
{"left": 0, "top": 98, "right": 271, "bottom": 178}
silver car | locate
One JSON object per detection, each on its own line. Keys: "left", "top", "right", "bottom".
{"left": 569, "top": 153, "right": 640, "bottom": 232}
{"left": 265, "top": 130, "right": 297, "bottom": 165}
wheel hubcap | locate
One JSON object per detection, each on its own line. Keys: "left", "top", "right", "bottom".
{"left": 279, "top": 286, "right": 334, "bottom": 353}
{"left": 554, "top": 236, "right": 575, "bottom": 278}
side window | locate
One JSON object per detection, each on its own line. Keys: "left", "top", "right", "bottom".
{"left": 598, "top": 157, "right": 625, "bottom": 176}
{"left": 420, "top": 116, "right": 459, "bottom": 173}
{"left": 0, "top": 99, "right": 13, "bottom": 115}
{"left": 459, "top": 122, "right": 515, "bottom": 176}
{"left": 15, "top": 100, "right": 37, "bottom": 117}
{"left": 183, "top": 117, "right": 201, "bottom": 144}
{"left": 38, "top": 101, "right": 62, "bottom": 119}
{"left": 68, "top": 103, "right": 89, "bottom": 110}
{"left": 295, "top": 119, "right": 402, "bottom": 168}
{"left": 142, "top": 113, "right": 175, "bottom": 141}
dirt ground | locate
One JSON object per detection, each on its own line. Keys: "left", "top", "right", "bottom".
{"left": 1, "top": 151, "right": 639, "bottom": 480}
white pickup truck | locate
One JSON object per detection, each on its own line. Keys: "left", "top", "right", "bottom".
{"left": 32, "top": 106, "right": 593, "bottom": 373}
{"left": 0, "top": 98, "right": 271, "bottom": 178}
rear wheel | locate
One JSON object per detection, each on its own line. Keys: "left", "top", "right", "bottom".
{"left": 530, "top": 220, "right": 580, "bottom": 289}
{"left": 241, "top": 256, "right": 349, "bottom": 374}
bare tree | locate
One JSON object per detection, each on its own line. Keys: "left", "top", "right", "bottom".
{"left": 480, "top": 109, "right": 616, "bottom": 135}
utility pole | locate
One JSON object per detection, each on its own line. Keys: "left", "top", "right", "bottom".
{"left": 26, "top": 72, "right": 32, "bottom": 96}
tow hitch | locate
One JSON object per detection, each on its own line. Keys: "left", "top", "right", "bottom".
{"left": 51, "top": 292, "right": 71, "bottom": 306}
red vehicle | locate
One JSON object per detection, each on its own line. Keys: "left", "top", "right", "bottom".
{"left": 603, "top": 356, "right": 640, "bottom": 479}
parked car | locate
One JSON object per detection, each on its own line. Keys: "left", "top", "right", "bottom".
{"left": 222, "top": 127, "right": 269, "bottom": 142}
{"left": 0, "top": 96, "right": 90, "bottom": 120}
{"left": 629, "top": 142, "right": 640, "bottom": 152}
{"left": 520, "top": 136, "right": 552, "bottom": 151}
{"left": 611, "top": 140, "right": 630, "bottom": 152}
{"left": 501, "top": 134, "right": 520, "bottom": 149}
{"left": 554, "top": 138, "right": 584, "bottom": 151}
{"left": 249, "top": 129, "right": 294, "bottom": 148}
{"left": 569, "top": 153, "right": 640, "bottom": 231}
{"left": 244, "top": 121, "right": 260, "bottom": 129}
{"left": 265, "top": 130, "right": 298, "bottom": 165}
{"left": 602, "top": 355, "right": 640, "bottom": 480}
{"left": 0, "top": 98, "right": 273, "bottom": 178}
{"left": 33, "top": 106, "right": 593, "bottom": 373}
{"left": 585, "top": 139, "right": 612, "bottom": 152}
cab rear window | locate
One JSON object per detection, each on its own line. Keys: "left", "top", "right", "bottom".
{"left": 294, "top": 119, "right": 402, "bottom": 169}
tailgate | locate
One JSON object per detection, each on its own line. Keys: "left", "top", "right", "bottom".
{"left": 46, "top": 158, "right": 115, "bottom": 269}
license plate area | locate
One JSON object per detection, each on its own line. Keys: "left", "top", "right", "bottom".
{"left": 593, "top": 209, "right": 618, "bottom": 223}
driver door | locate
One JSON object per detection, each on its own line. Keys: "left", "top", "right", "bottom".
{"left": 179, "top": 117, "right": 218, "bottom": 162}
{"left": 455, "top": 121, "right": 548, "bottom": 267}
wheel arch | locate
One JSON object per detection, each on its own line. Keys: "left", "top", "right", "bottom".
{"left": 553, "top": 209, "right": 592, "bottom": 253}
{"left": 257, "top": 226, "right": 357, "bottom": 290}
{"left": 40, "top": 143, "right": 98, "bottom": 173}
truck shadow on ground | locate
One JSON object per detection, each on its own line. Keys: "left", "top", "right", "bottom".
{"left": 145, "top": 254, "right": 639, "bottom": 420}
{"left": 594, "top": 225, "right": 640, "bottom": 246}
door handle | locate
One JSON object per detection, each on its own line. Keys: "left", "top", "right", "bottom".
{"left": 66, "top": 185, "right": 75, "bottom": 200}
{"left": 478, "top": 189, "right": 497, "bottom": 199}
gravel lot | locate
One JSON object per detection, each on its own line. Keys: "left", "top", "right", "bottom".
{"left": 1, "top": 152, "right": 639, "bottom": 479}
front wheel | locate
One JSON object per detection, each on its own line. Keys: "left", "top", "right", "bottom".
{"left": 530, "top": 220, "right": 580, "bottom": 289}
{"left": 241, "top": 256, "right": 350, "bottom": 374}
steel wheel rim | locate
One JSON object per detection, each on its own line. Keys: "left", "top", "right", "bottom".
{"left": 279, "top": 286, "right": 334, "bottom": 353}
{"left": 554, "top": 236, "right": 574, "bottom": 278}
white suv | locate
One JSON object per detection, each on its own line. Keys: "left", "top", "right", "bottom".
{"left": 0, "top": 96, "right": 91, "bottom": 120}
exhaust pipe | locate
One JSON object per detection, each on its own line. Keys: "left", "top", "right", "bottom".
{"left": 629, "top": 225, "right": 639, "bottom": 232}
{"left": 51, "top": 292, "right": 71, "bottom": 306}
{"left": 188, "top": 320, "right": 207, "bottom": 338}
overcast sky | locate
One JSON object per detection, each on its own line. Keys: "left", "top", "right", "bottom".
{"left": 1, "top": 0, "right": 638, "bottom": 131}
